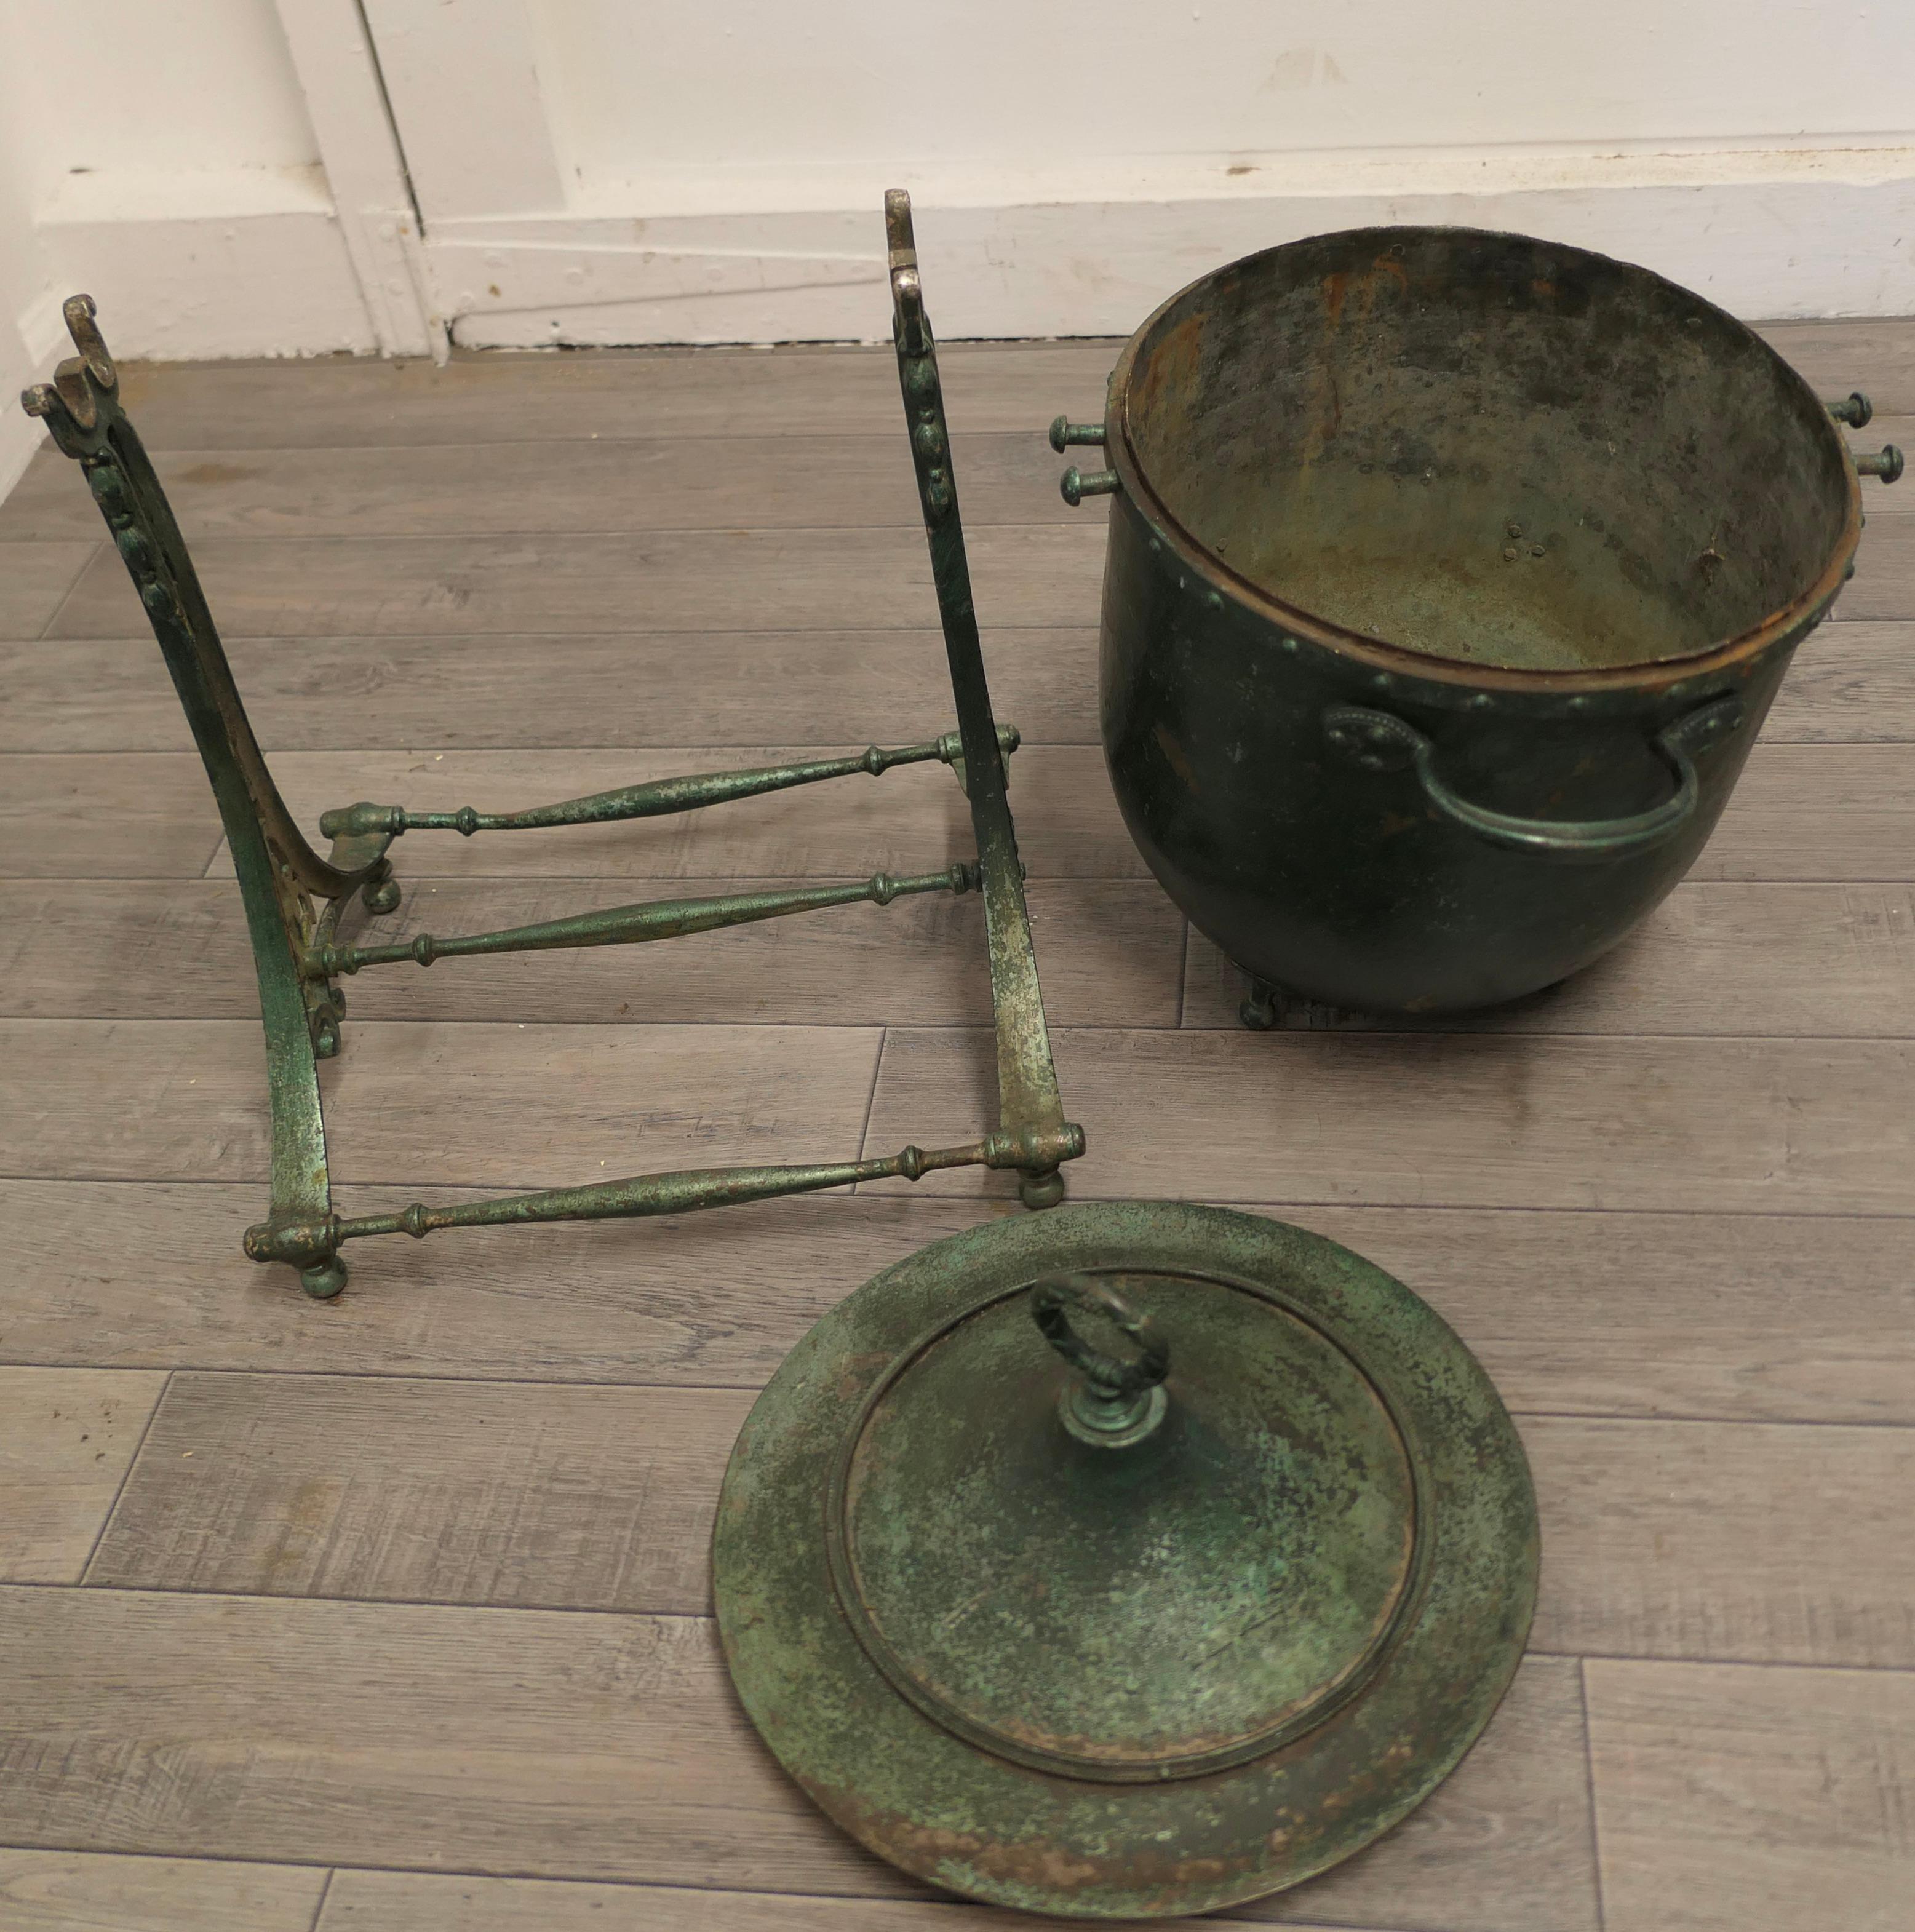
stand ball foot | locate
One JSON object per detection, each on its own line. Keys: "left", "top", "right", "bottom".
{"left": 363, "top": 877, "right": 401, "bottom": 916}
{"left": 1019, "top": 1167, "right": 1066, "bottom": 1209}
{"left": 300, "top": 1256, "right": 348, "bottom": 1300}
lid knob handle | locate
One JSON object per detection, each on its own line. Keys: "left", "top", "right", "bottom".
{"left": 1031, "top": 1274, "right": 1169, "bottom": 1448}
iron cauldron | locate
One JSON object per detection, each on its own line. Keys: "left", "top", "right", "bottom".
{"left": 1057, "top": 226, "right": 1901, "bottom": 1016}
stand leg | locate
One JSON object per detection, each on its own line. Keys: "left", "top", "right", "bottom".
{"left": 886, "top": 191, "right": 1084, "bottom": 1206}
{"left": 23, "top": 300, "right": 394, "bottom": 1295}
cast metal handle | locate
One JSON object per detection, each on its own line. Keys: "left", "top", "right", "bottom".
{"left": 1322, "top": 693, "right": 1744, "bottom": 862}
{"left": 1032, "top": 1274, "right": 1169, "bottom": 1449}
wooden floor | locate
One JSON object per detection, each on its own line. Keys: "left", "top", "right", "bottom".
{"left": 2, "top": 324, "right": 1913, "bottom": 1932}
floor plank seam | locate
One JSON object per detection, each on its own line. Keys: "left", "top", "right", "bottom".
{"left": 1577, "top": 1659, "right": 1609, "bottom": 1932}
{"left": 1524, "top": 1647, "right": 1915, "bottom": 1674}
{"left": 28, "top": 519, "right": 1086, "bottom": 544}
{"left": 12, "top": 1016, "right": 1915, "bottom": 1046}
{"left": 308, "top": 1866, "right": 335, "bottom": 1932}
{"left": 2, "top": 622, "right": 1099, "bottom": 643}
{"left": 76, "top": 1367, "right": 169, "bottom": 1584}
{"left": 0, "top": 429, "right": 1078, "bottom": 458}
{"left": 31, "top": 539, "right": 100, "bottom": 642}
{"left": 26, "top": 1578, "right": 1915, "bottom": 1673}
{"left": 10, "top": 1174, "right": 1915, "bottom": 1225}
{"left": 16, "top": 1362, "right": 1915, "bottom": 1434}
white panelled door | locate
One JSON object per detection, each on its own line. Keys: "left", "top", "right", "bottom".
{"left": 354, "top": 0, "right": 894, "bottom": 348}
{"left": 277, "top": 0, "right": 1915, "bottom": 351}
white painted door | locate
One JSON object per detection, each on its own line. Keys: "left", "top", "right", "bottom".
{"left": 291, "top": 0, "right": 1915, "bottom": 351}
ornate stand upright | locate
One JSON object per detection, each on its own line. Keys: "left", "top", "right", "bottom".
{"left": 22, "top": 191, "right": 1081, "bottom": 1298}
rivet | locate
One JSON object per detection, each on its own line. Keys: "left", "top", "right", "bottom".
{"left": 1502, "top": 546, "right": 1519, "bottom": 562}
{"left": 1470, "top": 693, "right": 1494, "bottom": 711}
{"left": 1507, "top": 522, "right": 1523, "bottom": 538}
{"left": 1567, "top": 696, "right": 1590, "bottom": 712}
{"left": 1280, "top": 637, "right": 1299, "bottom": 654}
{"left": 1206, "top": 589, "right": 1224, "bottom": 611}
{"left": 1372, "top": 673, "right": 1393, "bottom": 690}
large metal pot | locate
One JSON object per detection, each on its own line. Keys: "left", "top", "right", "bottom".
{"left": 1057, "top": 226, "right": 1900, "bottom": 1016}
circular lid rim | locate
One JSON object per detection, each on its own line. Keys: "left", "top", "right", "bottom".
{"left": 823, "top": 1263, "right": 1431, "bottom": 1784}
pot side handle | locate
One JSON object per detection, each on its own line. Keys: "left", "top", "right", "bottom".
{"left": 1322, "top": 694, "right": 1744, "bottom": 862}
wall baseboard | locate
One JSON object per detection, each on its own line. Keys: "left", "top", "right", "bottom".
{"left": 34, "top": 165, "right": 376, "bottom": 360}
{"left": 436, "top": 146, "right": 1915, "bottom": 347}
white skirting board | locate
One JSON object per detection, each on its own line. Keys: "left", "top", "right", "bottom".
{"left": 0, "top": 162, "right": 378, "bottom": 511}
{"left": 436, "top": 148, "right": 1915, "bottom": 348}
{"left": 4, "top": 151, "right": 1912, "bottom": 512}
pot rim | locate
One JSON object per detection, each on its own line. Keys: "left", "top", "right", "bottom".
{"left": 1105, "top": 223, "right": 1863, "bottom": 694}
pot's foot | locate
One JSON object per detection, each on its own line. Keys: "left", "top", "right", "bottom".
{"left": 1239, "top": 977, "right": 1281, "bottom": 1030}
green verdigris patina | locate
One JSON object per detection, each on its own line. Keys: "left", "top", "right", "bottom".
{"left": 713, "top": 1201, "right": 1539, "bottom": 1918}
{"left": 18, "top": 189, "right": 1080, "bottom": 1297}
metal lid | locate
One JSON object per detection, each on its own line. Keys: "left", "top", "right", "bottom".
{"left": 827, "top": 1266, "right": 1424, "bottom": 1782}
{"left": 714, "top": 1202, "right": 1538, "bottom": 1920}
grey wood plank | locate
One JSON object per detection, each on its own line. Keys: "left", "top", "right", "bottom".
{"left": 1762, "top": 620, "right": 1915, "bottom": 740}
{"left": 0, "top": 754, "right": 222, "bottom": 879}
{"left": 150, "top": 737, "right": 1915, "bottom": 892}
{"left": 1180, "top": 883, "right": 1915, "bottom": 1035}
{"left": 0, "top": 541, "right": 96, "bottom": 639}
{"left": 43, "top": 526, "right": 1106, "bottom": 640}
{"left": 1837, "top": 518, "right": 1915, "bottom": 619}
{"left": 4, "top": 619, "right": 1909, "bottom": 760}
{"left": 89, "top": 1374, "right": 751, "bottom": 1611}
{"left": 175, "top": 740, "right": 1915, "bottom": 886}
{"left": 0, "top": 1586, "right": 1591, "bottom": 1932}
{"left": 315, "top": 1870, "right": 1426, "bottom": 1932}
{"left": 0, "top": 627, "right": 1102, "bottom": 754}
{"left": 1757, "top": 317, "right": 1915, "bottom": 413}
{"left": 1527, "top": 1417, "right": 1915, "bottom": 1668}
{"left": 106, "top": 340, "right": 1117, "bottom": 448}
{"left": 0, "top": 1367, "right": 165, "bottom": 1583}
{"left": 0, "top": 1849, "right": 327, "bottom": 1932}
{"left": 1695, "top": 743, "right": 1915, "bottom": 880}
{"left": 39, "top": 513, "right": 1906, "bottom": 643}
{"left": 102, "top": 1381, "right": 1915, "bottom": 1679}
{"left": 0, "top": 1186, "right": 1009, "bottom": 1384}
{"left": 7, "top": 1184, "right": 1915, "bottom": 1427}
{"left": 0, "top": 433, "right": 1075, "bottom": 543}
{"left": 864, "top": 1027, "right": 1915, "bottom": 1215}
{"left": 197, "top": 745, "right": 1134, "bottom": 881}
{"left": 0, "top": 1584, "right": 896, "bottom": 1895}
{"left": 0, "top": 878, "right": 1184, "bottom": 1029}
{"left": 2, "top": 1019, "right": 883, "bottom": 1188}
{"left": 0, "top": 418, "right": 1889, "bottom": 547}
{"left": 1585, "top": 1658, "right": 1915, "bottom": 1931}
{"left": 93, "top": 325, "right": 1915, "bottom": 455}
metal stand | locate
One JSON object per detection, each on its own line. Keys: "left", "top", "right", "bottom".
{"left": 20, "top": 191, "right": 1081, "bottom": 1298}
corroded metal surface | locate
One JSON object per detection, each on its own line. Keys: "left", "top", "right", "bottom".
{"left": 20, "top": 196, "right": 1081, "bottom": 1297}
{"left": 886, "top": 189, "right": 1076, "bottom": 1209}
{"left": 1063, "top": 226, "right": 1903, "bottom": 1014}
{"left": 713, "top": 1201, "right": 1539, "bottom": 1919}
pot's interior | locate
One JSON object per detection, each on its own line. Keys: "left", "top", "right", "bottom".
{"left": 1118, "top": 228, "right": 1853, "bottom": 672}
